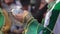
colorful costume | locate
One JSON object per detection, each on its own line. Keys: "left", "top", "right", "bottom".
{"left": 40, "top": 0, "right": 60, "bottom": 34}
{"left": 22, "top": 11, "right": 44, "bottom": 34}
{"left": 22, "top": 0, "right": 60, "bottom": 34}
{"left": 0, "top": 8, "right": 11, "bottom": 34}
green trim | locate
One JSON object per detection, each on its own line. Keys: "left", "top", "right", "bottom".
{"left": 23, "top": 17, "right": 45, "bottom": 34}
{"left": 27, "top": 19, "right": 38, "bottom": 34}
{"left": 24, "top": 19, "right": 44, "bottom": 34}
{"left": 26, "top": 17, "right": 34, "bottom": 25}
{"left": 25, "top": 19, "right": 40, "bottom": 34}
{"left": 24, "top": 17, "right": 34, "bottom": 34}
{"left": 24, "top": 17, "right": 34, "bottom": 30}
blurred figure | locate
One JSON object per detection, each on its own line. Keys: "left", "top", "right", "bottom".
{"left": 1, "top": 0, "right": 24, "bottom": 34}
{"left": 13, "top": 10, "right": 44, "bottom": 34}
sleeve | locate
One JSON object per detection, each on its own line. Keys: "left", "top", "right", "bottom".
{"left": 23, "top": 10, "right": 34, "bottom": 23}
{"left": 1, "top": 9, "right": 11, "bottom": 33}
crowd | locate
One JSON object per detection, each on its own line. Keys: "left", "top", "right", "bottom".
{"left": 0, "top": 0, "right": 60, "bottom": 34}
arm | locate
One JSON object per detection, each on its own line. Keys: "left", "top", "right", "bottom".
{"left": 14, "top": 10, "right": 33, "bottom": 23}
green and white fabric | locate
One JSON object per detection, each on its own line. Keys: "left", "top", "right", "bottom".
{"left": 39, "top": 0, "right": 60, "bottom": 34}
{"left": 44, "top": 0, "right": 60, "bottom": 28}
{"left": 22, "top": 0, "right": 60, "bottom": 34}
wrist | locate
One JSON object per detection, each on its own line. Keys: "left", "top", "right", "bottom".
{"left": 23, "top": 11, "right": 34, "bottom": 23}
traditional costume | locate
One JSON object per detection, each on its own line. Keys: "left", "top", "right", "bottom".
{"left": 39, "top": 0, "right": 60, "bottom": 34}
{"left": 22, "top": 0, "right": 60, "bottom": 34}
{"left": 0, "top": 8, "right": 11, "bottom": 34}
{"left": 20, "top": 11, "right": 44, "bottom": 34}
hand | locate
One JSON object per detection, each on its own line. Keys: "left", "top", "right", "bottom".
{"left": 14, "top": 14, "right": 24, "bottom": 22}
{"left": 13, "top": 10, "right": 28, "bottom": 22}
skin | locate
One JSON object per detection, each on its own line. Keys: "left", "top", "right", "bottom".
{"left": 14, "top": 10, "right": 28, "bottom": 22}
{"left": 14, "top": 14, "right": 24, "bottom": 22}
{"left": 4, "top": 0, "right": 24, "bottom": 33}
{"left": 39, "top": 0, "right": 46, "bottom": 9}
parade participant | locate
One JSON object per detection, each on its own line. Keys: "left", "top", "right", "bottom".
{"left": 0, "top": 1, "right": 11, "bottom": 34}
{"left": 2, "top": 0, "right": 23, "bottom": 34}
{"left": 40, "top": 0, "right": 60, "bottom": 34}
{"left": 13, "top": 0, "right": 60, "bottom": 34}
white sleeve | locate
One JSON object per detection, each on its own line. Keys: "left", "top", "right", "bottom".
{"left": 44, "top": 11, "right": 52, "bottom": 27}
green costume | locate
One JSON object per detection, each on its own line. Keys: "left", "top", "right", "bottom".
{"left": 0, "top": 8, "right": 11, "bottom": 34}
{"left": 22, "top": 11, "right": 44, "bottom": 34}
{"left": 23, "top": 0, "right": 60, "bottom": 34}
{"left": 41, "top": 0, "right": 60, "bottom": 34}
{"left": 0, "top": 8, "right": 4, "bottom": 34}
